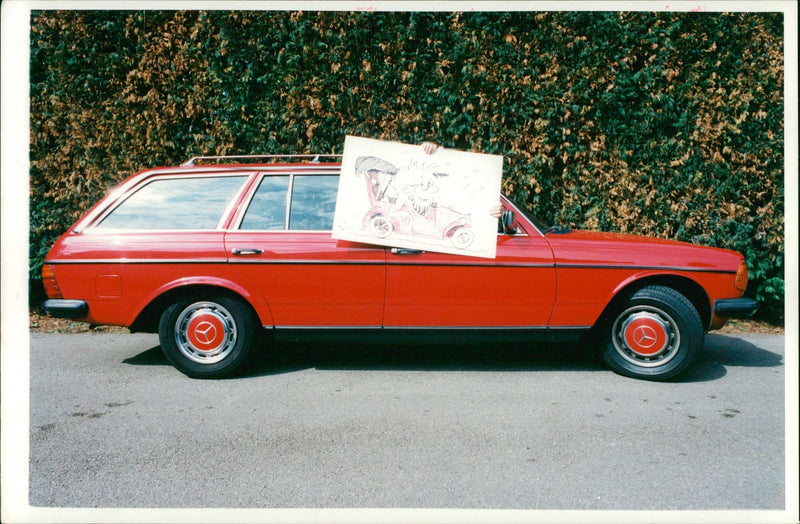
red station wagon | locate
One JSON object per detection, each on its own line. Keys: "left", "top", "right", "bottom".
{"left": 42, "top": 155, "right": 758, "bottom": 380}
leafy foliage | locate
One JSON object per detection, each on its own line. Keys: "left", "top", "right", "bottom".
{"left": 30, "top": 11, "right": 784, "bottom": 321}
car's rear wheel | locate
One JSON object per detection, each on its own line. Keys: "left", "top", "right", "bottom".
{"left": 602, "top": 286, "right": 703, "bottom": 381}
{"left": 159, "top": 296, "right": 256, "bottom": 378}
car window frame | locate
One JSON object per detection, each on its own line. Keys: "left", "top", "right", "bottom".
{"left": 234, "top": 169, "right": 341, "bottom": 233}
{"left": 84, "top": 171, "right": 254, "bottom": 233}
{"left": 500, "top": 196, "right": 543, "bottom": 238}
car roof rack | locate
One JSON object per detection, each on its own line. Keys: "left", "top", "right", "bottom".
{"left": 181, "top": 154, "right": 343, "bottom": 166}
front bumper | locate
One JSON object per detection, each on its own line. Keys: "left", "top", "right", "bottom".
{"left": 42, "top": 299, "right": 88, "bottom": 319}
{"left": 714, "top": 297, "right": 759, "bottom": 318}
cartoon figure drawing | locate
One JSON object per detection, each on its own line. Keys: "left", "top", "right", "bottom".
{"left": 355, "top": 155, "right": 475, "bottom": 249}
{"left": 401, "top": 174, "right": 441, "bottom": 218}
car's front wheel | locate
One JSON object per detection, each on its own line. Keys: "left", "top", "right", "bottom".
{"left": 159, "top": 296, "right": 257, "bottom": 378}
{"left": 602, "top": 286, "right": 704, "bottom": 381}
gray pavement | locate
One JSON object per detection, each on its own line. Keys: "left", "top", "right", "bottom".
{"left": 27, "top": 332, "right": 786, "bottom": 512}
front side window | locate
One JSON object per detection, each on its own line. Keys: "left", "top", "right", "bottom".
{"left": 96, "top": 175, "right": 248, "bottom": 230}
{"left": 240, "top": 174, "right": 339, "bottom": 231}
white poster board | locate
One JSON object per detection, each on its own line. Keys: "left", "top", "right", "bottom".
{"left": 332, "top": 136, "right": 503, "bottom": 258}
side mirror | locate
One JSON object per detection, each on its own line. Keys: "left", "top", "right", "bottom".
{"left": 500, "top": 210, "right": 517, "bottom": 235}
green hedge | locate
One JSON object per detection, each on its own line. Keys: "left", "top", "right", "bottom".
{"left": 30, "top": 10, "right": 785, "bottom": 322}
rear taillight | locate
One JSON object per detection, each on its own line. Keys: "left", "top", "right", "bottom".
{"left": 41, "top": 264, "right": 63, "bottom": 299}
{"left": 734, "top": 260, "right": 749, "bottom": 292}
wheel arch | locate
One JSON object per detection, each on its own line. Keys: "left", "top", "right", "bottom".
{"left": 595, "top": 274, "right": 712, "bottom": 333}
{"left": 129, "top": 282, "right": 271, "bottom": 333}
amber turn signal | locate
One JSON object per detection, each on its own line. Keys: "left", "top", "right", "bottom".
{"left": 41, "top": 264, "right": 63, "bottom": 299}
{"left": 734, "top": 260, "right": 749, "bottom": 292}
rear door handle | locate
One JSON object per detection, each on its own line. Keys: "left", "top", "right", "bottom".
{"left": 232, "top": 248, "right": 264, "bottom": 256}
{"left": 391, "top": 248, "right": 425, "bottom": 255}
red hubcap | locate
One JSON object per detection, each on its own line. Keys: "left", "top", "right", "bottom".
{"left": 623, "top": 315, "right": 669, "bottom": 355}
{"left": 186, "top": 313, "right": 226, "bottom": 352}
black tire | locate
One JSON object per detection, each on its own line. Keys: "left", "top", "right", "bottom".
{"left": 602, "top": 285, "right": 704, "bottom": 381}
{"left": 158, "top": 296, "right": 257, "bottom": 378}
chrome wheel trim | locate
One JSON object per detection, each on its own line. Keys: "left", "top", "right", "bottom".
{"left": 612, "top": 306, "right": 681, "bottom": 368}
{"left": 174, "top": 301, "right": 238, "bottom": 365}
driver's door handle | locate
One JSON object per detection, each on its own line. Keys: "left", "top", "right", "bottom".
{"left": 232, "top": 248, "right": 264, "bottom": 256}
{"left": 391, "top": 248, "right": 425, "bottom": 255}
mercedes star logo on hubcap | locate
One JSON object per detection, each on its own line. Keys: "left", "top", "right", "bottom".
{"left": 194, "top": 321, "right": 217, "bottom": 345}
{"left": 633, "top": 325, "right": 658, "bottom": 348}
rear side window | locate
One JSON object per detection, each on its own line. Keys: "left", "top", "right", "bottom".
{"left": 289, "top": 175, "right": 338, "bottom": 230}
{"left": 96, "top": 176, "right": 248, "bottom": 230}
{"left": 239, "top": 176, "right": 290, "bottom": 230}
{"left": 240, "top": 174, "right": 338, "bottom": 231}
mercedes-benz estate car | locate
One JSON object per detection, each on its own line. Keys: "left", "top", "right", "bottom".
{"left": 42, "top": 155, "right": 758, "bottom": 380}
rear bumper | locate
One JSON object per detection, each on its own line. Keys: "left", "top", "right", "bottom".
{"left": 42, "top": 299, "right": 88, "bottom": 319}
{"left": 714, "top": 297, "right": 759, "bottom": 318}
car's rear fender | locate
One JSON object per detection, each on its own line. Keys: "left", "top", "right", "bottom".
{"left": 129, "top": 278, "right": 273, "bottom": 333}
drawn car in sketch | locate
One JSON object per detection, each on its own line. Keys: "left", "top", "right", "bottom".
{"left": 42, "top": 156, "right": 758, "bottom": 380}
{"left": 358, "top": 155, "right": 474, "bottom": 248}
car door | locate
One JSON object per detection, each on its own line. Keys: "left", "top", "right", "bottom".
{"left": 383, "top": 201, "right": 556, "bottom": 328}
{"left": 225, "top": 169, "right": 386, "bottom": 328}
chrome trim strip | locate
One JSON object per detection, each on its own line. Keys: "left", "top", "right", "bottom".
{"left": 45, "top": 258, "right": 384, "bottom": 265}
{"left": 253, "top": 168, "right": 341, "bottom": 175}
{"left": 45, "top": 258, "right": 734, "bottom": 273}
{"left": 166, "top": 165, "right": 340, "bottom": 175}
{"left": 184, "top": 154, "right": 342, "bottom": 166}
{"left": 227, "top": 229, "right": 332, "bottom": 233}
{"left": 225, "top": 229, "right": 531, "bottom": 236}
{"left": 46, "top": 259, "right": 229, "bottom": 265}
{"left": 556, "top": 264, "right": 737, "bottom": 274}
{"left": 284, "top": 175, "right": 295, "bottom": 229}
{"left": 383, "top": 261, "right": 555, "bottom": 268}
{"left": 47, "top": 259, "right": 538, "bottom": 267}
{"left": 82, "top": 229, "right": 232, "bottom": 234}
{"left": 229, "top": 260, "right": 385, "bottom": 265}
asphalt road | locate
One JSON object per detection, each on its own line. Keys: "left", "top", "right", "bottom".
{"left": 28, "top": 331, "right": 786, "bottom": 512}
